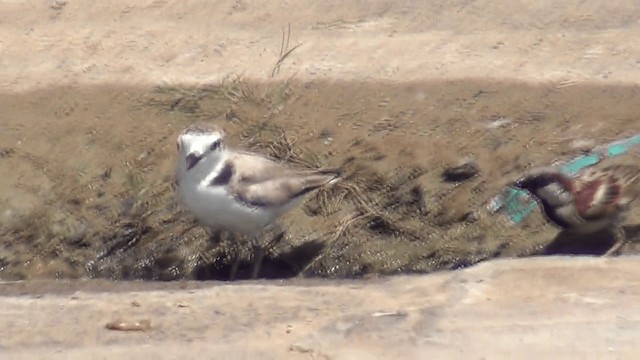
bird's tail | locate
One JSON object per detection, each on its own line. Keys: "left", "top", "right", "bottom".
{"left": 304, "top": 167, "right": 342, "bottom": 187}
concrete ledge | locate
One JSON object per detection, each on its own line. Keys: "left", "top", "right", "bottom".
{"left": 2, "top": 256, "right": 640, "bottom": 358}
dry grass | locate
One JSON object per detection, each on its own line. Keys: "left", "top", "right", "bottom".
{"left": 0, "top": 75, "right": 563, "bottom": 281}
{"left": 271, "top": 23, "right": 304, "bottom": 78}
{"left": 3, "top": 78, "right": 638, "bottom": 281}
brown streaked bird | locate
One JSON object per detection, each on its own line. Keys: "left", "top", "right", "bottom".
{"left": 174, "top": 123, "right": 341, "bottom": 280}
{"left": 511, "top": 164, "right": 640, "bottom": 256}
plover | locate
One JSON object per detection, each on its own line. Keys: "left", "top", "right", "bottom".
{"left": 511, "top": 164, "right": 640, "bottom": 255}
{"left": 175, "top": 123, "right": 341, "bottom": 279}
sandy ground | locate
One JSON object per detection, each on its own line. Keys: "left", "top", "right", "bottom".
{"left": 2, "top": 0, "right": 640, "bottom": 89}
{"left": 2, "top": 0, "right": 640, "bottom": 357}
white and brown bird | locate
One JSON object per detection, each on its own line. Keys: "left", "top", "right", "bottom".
{"left": 174, "top": 123, "right": 341, "bottom": 280}
{"left": 511, "top": 164, "right": 640, "bottom": 256}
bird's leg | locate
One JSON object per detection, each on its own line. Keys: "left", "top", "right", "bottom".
{"left": 264, "top": 223, "right": 286, "bottom": 253}
{"left": 603, "top": 226, "right": 626, "bottom": 256}
{"left": 229, "top": 257, "right": 241, "bottom": 281}
{"left": 208, "top": 229, "right": 223, "bottom": 244}
{"left": 226, "top": 232, "right": 242, "bottom": 281}
{"left": 250, "top": 235, "right": 265, "bottom": 280}
{"left": 174, "top": 220, "right": 200, "bottom": 240}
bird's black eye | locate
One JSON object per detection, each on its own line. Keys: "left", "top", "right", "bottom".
{"left": 210, "top": 139, "right": 222, "bottom": 151}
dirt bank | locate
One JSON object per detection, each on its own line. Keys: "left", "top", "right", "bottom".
{"left": 2, "top": 79, "right": 640, "bottom": 281}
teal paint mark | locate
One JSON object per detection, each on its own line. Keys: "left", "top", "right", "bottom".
{"left": 605, "top": 134, "right": 640, "bottom": 157}
{"left": 559, "top": 154, "right": 600, "bottom": 175}
{"left": 498, "top": 188, "right": 538, "bottom": 224}
{"left": 489, "top": 133, "right": 640, "bottom": 224}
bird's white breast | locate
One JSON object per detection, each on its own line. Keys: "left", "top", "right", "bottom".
{"left": 177, "top": 174, "right": 284, "bottom": 235}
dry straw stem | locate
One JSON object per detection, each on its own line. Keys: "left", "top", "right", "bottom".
{"left": 241, "top": 121, "right": 323, "bottom": 169}
{"left": 272, "top": 23, "right": 304, "bottom": 77}
{"left": 301, "top": 212, "right": 371, "bottom": 273}
{"left": 300, "top": 167, "right": 429, "bottom": 274}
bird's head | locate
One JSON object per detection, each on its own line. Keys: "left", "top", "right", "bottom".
{"left": 176, "top": 123, "right": 226, "bottom": 171}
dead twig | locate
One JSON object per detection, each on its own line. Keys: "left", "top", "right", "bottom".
{"left": 271, "top": 23, "right": 304, "bottom": 77}
{"left": 301, "top": 212, "right": 371, "bottom": 273}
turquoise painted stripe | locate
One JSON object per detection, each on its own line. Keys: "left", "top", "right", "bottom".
{"left": 488, "top": 134, "right": 640, "bottom": 224}
{"left": 605, "top": 134, "right": 640, "bottom": 156}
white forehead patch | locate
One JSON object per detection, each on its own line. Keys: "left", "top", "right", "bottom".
{"left": 179, "top": 131, "right": 223, "bottom": 153}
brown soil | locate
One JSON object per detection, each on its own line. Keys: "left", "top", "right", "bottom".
{"left": 2, "top": 78, "right": 640, "bottom": 281}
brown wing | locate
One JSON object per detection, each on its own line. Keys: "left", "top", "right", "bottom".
{"left": 573, "top": 175, "right": 621, "bottom": 220}
{"left": 602, "top": 165, "right": 640, "bottom": 205}
{"left": 226, "top": 151, "right": 288, "bottom": 184}
{"left": 233, "top": 172, "right": 339, "bottom": 208}
{"left": 572, "top": 164, "right": 640, "bottom": 219}
{"left": 226, "top": 152, "right": 341, "bottom": 208}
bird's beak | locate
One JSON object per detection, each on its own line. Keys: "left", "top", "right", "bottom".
{"left": 511, "top": 175, "right": 528, "bottom": 187}
{"left": 186, "top": 153, "right": 203, "bottom": 171}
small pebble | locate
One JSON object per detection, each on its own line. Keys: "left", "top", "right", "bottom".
{"left": 105, "top": 318, "right": 151, "bottom": 332}
{"left": 371, "top": 310, "right": 408, "bottom": 318}
{"left": 442, "top": 161, "right": 480, "bottom": 182}
{"left": 290, "top": 343, "right": 313, "bottom": 353}
{"left": 460, "top": 211, "right": 479, "bottom": 223}
{"left": 485, "top": 116, "right": 512, "bottom": 128}
{"left": 50, "top": 0, "right": 67, "bottom": 11}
